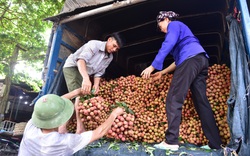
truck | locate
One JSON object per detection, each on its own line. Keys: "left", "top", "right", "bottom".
{"left": 38, "top": 0, "right": 250, "bottom": 155}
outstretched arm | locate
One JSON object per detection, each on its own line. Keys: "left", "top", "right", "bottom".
{"left": 77, "top": 59, "right": 92, "bottom": 94}
{"left": 161, "top": 62, "right": 176, "bottom": 75}
{"left": 61, "top": 88, "right": 82, "bottom": 100}
{"left": 59, "top": 88, "right": 82, "bottom": 133}
{"left": 89, "top": 107, "right": 124, "bottom": 143}
{"left": 92, "top": 77, "right": 101, "bottom": 94}
{"left": 75, "top": 97, "right": 85, "bottom": 134}
{"left": 151, "top": 62, "right": 176, "bottom": 81}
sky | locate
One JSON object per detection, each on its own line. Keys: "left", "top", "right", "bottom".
{"left": 14, "top": 29, "right": 52, "bottom": 80}
{"left": 15, "top": 61, "right": 42, "bottom": 80}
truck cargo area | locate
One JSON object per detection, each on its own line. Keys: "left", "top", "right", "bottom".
{"left": 36, "top": 0, "right": 250, "bottom": 155}
{"left": 46, "top": 0, "right": 229, "bottom": 79}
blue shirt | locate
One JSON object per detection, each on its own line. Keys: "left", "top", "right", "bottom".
{"left": 152, "top": 21, "right": 208, "bottom": 70}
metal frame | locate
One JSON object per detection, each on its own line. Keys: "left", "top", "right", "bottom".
{"left": 238, "top": 0, "right": 250, "bottom": 57}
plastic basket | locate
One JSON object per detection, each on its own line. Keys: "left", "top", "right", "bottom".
{"left": 0, "top": 120, "right": 16, "bottom": 135}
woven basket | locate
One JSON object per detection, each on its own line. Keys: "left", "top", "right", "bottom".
{"left": 13, "top": 122, "right": 27, "bottom": 136}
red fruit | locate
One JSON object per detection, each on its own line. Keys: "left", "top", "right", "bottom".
{"left": 108, "top": 129, "right": 112, "bottom": 134}
{"left": 120, "top": 127, "right": 125, "bottom": 131}
{"left": 95, "top": 116, "right": 100, "bottom": 121}
{"left": 119, "top": 134, "right": 123, "bottom": 139}
{"left": 83, "top": 110, "right": 88, "bottom": 115}
{"left": 117, "top": 122, "right": 123, "bottom": 127}
{"left": 87, "top": 116, "right": 91, "bottom": 120}
{"left": 126, "top": 116, "right": 131, "bottom": 121}
{"left": 119, "top": 117, "right": 125, "bottom": 122}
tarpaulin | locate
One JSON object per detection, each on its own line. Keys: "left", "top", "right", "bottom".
{"left": 226, "top": 14, "right": 250, "bottom": 156}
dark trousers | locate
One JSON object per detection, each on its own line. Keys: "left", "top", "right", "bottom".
{"left": 165, "top": 53, "right": 222, "bottom": 149}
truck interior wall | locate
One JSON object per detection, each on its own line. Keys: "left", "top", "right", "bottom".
{"left": 55, "top": 0, "right": 229, "bottom": 79}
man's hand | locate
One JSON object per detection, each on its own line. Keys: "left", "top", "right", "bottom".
{"left": 111, "top": 107, "right": 125, "bottom": 117}
{"left": 141, "top": 65, "right": 155, "bottom": 79}
{"left": 92, "top": 85, "right": 99, "bottom": 94}
{"left": 81, "top": 78, "right": 92, "bottom": 94}
{"left": 151, "top": 71, "right": 163, "bottom": 81}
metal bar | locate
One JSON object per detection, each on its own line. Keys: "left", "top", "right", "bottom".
{"left": 14, "top": 96, "right": 22, "bottom": 121}
{"left": 57, "top": 58, "right": 63, "bottom": 63}
{"left": 63, "top": 25, "right": 86, "bottom": 42}
{"left": 238, "top": 0, "right": 250, "bottom": 57}
{"left": 118, "top": 11, "right": 226, "bottom": 48}
{"left": 117, "top": 11, "right": 226, "bottom": 34}
{"left": 61, "top": 40, "right": 77, "bottom": 52}
{"left": 41, "top": 25, "right": 63, "bottom": 95}
{"left": 60, "top": 0, "right": 147, "bottom": 24}
{"left": 126, "top": 50, "right": 157, "bottom": 71}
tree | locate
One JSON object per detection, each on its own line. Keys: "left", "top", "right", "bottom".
{"left": 0, "top": 0, "right": 64, "bottom": 119}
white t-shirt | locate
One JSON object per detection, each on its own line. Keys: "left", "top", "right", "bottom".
{"left": 18, "top": 120, "right": 93, "bottom": 156}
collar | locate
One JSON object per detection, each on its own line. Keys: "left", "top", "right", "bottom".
{"left": 101, "top": 41, "right": 111, "bottom": 58}
{"left": 100, "top": 41, "right": 106, "bottom": 52}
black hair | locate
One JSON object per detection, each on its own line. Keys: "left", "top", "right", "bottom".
{"left": 168, "top": 17, "right": 178, "bottom": 21}
{"left": 156, "top": 11, "right": 179, "bottom": 23}
{"left": 105, "top": 33, "right": 126, "bottom": 48}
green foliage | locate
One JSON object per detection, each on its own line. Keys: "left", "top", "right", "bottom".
{"left": 12, "top": 72, "right": 43, "bottom": 91}
{"left": 0, "top": 0, "right": 64, "bottom": 91}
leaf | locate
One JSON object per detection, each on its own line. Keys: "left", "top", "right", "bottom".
{"left": 165, "top": 150, "right": 174, "bottom": 155}
{"left": 126, "top": 142, "right": 140, "bottom": 151}
{"left": 0, "top": 1, "right": 64, "bottom": 91}
{"left": 179, "top": 152, "right": 188, "bottom": 156}
{"left": 115, "top": 101, "right": 134, "bottom": 114}
{"left": 142, "top": 143, "right": 155, "bottom": 156}
{"left": 127, "top": 108, "right": 135, "bottom": 115}
{"left": 85, "top": 142, "right": 102, "bottom": 149}
{"left": 108, "top": 141, "right": 120, "bottom": 151}
{"left": 144, "top": 146, "right": 155, "bottom": 156}
{"left": 189, "top": 147, "right": 197, "bottom": 151}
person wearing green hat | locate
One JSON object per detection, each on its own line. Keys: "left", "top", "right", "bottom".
{"left": 18, "top": 88, "right": 124, "bottom": 156}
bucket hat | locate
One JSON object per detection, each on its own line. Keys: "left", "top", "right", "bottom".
{"left": 32, "top": 94, "right": 74, "bottom": 129}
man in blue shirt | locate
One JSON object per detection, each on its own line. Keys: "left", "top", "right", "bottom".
{"left": 141, "top": 11, "right": 222, "bottom": 151}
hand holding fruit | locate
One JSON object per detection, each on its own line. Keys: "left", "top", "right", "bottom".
{"left": 81, "top": 78, "right": 92, "bottom": 94}
{"left": 92, "top": 85, "right": 99, "bottom": 94}
{"left": 112, "top": 107, "right": 125, "bottom": 117}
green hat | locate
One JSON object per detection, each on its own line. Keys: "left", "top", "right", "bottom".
{"left": 32, "top": 94, "right": 74, "bottom": 129}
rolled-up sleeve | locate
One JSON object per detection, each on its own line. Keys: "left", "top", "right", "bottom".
{"left": 76, "top": 42, "right": 95, "bottom": 64}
